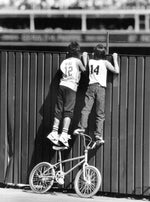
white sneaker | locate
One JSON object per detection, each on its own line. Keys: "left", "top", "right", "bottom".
{"left": 47, "top": 131, "right": 59, "bottom": 145}
{"left": 95, "top": 135, "right": 105, "bottom": 144}
{"left": 59, "top": 132, "right": 71, "bottom": 147}
{"left": 57, "top": 177, "right": 64, "bottom": 185}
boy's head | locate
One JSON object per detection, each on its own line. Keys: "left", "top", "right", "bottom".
{"left": 93, "top": 44, "right": 106, "bottom": 60}
{"left": 67, "top": 41, "right": 81, "bottom": 58}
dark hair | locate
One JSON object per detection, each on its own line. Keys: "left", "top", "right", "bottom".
{"left": 93, "top": 44, "right": 106, "bottom": 60}
{"left": 67, "top": 41, "right": 81, "bottom": 58}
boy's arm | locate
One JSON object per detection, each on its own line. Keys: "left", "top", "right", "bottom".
{"left": 82, "top": 52, "right": 89, "bottom": 68}
{"left": 106, "top": 53, "right": 120, "bottom": 74}
{"left": 79, "top": 52, "right": 89, "bottom": 72}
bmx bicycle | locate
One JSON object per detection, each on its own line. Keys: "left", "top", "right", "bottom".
{"left": 29, "top": 132, "right": 102, "bottom": 198}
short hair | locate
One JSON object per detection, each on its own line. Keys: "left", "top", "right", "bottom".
{"left": 67, "top": 41, "right": 81, "bottom": 58}
{"left": 93, "top": 44, "right": 106, "bottom": 59}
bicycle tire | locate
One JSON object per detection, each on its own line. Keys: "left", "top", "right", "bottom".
{"left": 74, "top": 165, "right": 101, "bottom": 198}
{"left": 29, "top": 162, "right": 55, "bottom": 193}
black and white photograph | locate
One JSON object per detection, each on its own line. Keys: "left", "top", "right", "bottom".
{"left": 0, "top": 0, "right": 150, "bottom": 202}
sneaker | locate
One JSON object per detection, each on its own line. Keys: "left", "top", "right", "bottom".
{"left": 47, "top": 131, "right": 59, "bottom": 145}
{"left": 59, "top": 132, "right": 71, "bottom": 147}
{"left": 95, "top": 135, "right": 105, "bottom": 144}
{"left": 57, "top": 177, "right": 64, "bottom": 185}
{"left": 73, "top": 128, "right": 85, "bottom": 135}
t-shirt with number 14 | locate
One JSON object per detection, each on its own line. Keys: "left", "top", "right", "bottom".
{"left": 89, "top": 59, "right": 118, "bottom": 87}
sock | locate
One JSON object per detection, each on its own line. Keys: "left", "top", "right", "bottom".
{"left": 62, "top": 128, "right": 68, "bottom": 134}
{"left": 52, "top": 126, "right": 58, "bottom": 132}
{"left": 62, "top": 128, "right": 71, "bottom": 139}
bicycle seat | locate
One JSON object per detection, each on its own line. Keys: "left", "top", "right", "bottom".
{"left": 52, "top": 146, "right": 68, "bottom": 151}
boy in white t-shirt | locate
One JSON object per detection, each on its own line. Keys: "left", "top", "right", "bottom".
{"left": 74, "top": 44, "right": 119, "bottom": 143}
{"left": 47, "top": 41, "right": 87, "bottom": 147}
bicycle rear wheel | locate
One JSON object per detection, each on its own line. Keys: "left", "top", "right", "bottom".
{"left": 29, "top": 162, "right": 55, "bottom": 193}
{"left": 74, "top": 165, "right": 101, "bottom": 198}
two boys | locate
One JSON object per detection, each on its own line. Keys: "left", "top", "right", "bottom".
{"left": 47, "top": 42, "right": 119, "bottom": 147}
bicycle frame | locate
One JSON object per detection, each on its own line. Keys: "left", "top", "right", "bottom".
{"left": 54, "top": 148, "right": 89, "bottom": 177}
{"left": 43, "top": 133, "right": 94, "bottom": 181}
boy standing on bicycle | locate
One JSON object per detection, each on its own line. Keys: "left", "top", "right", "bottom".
{"left": 74, "top": 44, "right": 119, "bottom": 143}
{"left": 47, "top": 41, "right": 88, "bottom": 147}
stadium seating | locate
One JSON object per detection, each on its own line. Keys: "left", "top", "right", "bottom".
{"left": 0, "top": 0, "right": 150, "bottom": 10}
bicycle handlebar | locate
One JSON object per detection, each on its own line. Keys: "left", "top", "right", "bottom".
{"left": 73, "top": 131, "right": 97, "bottom": 150}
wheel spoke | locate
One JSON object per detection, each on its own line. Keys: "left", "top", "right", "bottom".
{"left": 29, "top": 162, "right": 55, "bottom": 193}
{"left": 74, "top": 166, "right": 101, "bottom": 198}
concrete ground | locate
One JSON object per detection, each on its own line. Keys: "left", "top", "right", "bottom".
{"left": 0, "top": 186, "right": 149, "bottom": 202}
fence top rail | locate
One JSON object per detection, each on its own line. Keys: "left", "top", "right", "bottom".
{"left": 0, "top": 49, "right": 150, "bottom": 58}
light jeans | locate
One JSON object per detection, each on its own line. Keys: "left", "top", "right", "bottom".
{"left": 78, "top": 83, "right": 105, "bottom": 138}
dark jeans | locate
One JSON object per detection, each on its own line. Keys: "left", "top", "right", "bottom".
{"left": 55, "top": 85, "right": 76, "bottom": 120}
{"left": 78, "top": 83, "right": 105, "bottom": 137}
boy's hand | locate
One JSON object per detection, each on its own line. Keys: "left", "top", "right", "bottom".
{"left": 112, "top": 53, "right": 119, "bottom": 74}
{"left": 112, "top": 53, "right": 118, "bottom": 60}
{"left": 82, "top": 52, "right": 88, "bottom": 56}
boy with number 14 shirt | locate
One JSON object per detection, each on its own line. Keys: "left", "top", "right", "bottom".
{"left": 74, "top": 44, "right": 120, "bottom": 143}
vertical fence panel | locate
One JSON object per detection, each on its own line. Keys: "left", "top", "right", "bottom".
{"left": 135, "top": 57, "right": 144, "bottom": 195}
{"left": 34, "top": 52, "right": 45, "bottom": 165}
{"left": 14, "top": 52, "right": 23, "bottom": 184}
{"left": 0, "top": 52, "right": 7, "bottom": 182}
{"left": 49, "top": 53, "right": 60, "bottom": 166}
{"left": 143, "top": 57, "right": 150, "bottom": 196}
{"left": 127, "top": 57, "right": 136, "bottom": 194}
{"left": 21, "top": 52, "right": 30, "bottom": 183}
{"left": 1, "top": 51, "right": 150, "bottom": 197}
{"left": 103, "top": 72, "right": 113, "bottom": 192}
{"left": 50, "top": 53, "right": 60, "bottom": 124}
{"left": 46, "top": 53, "right": 53, "bottom": 130}
{"left": 111, "top": 58, "right": 120, "bottom": 193}
{"left": 28, "top": 52, "right": 38, "bottom": 175}
{"left": 42, "top": 53, "right": 53, "bottom": 163}
{"left": 5, "top": 52, "right": 16, "bottom": 183}
{"left": 119, "top": 56, "right": 128, "bottom": 194}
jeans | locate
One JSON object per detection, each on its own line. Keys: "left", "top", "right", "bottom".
{"left": 78, "top": 83, "right": 105, "bottom": 137}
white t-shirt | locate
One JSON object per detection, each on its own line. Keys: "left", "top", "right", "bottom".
{"left": 60, "top": 57, "right": 85, "bottom": 91}
{"left": 88, "top": 59, "right": 110, "bottom": 87}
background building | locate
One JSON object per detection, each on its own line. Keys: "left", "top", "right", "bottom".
{"left": 0, "top": 0, "right": 150, "bottom": 54}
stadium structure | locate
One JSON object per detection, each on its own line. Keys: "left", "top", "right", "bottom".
{"left": 0, "top": 0, "right": 150, "bottom": 54}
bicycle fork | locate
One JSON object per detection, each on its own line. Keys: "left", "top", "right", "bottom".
{"left": 83, "top": 149, "right": 89, "bottom": 181}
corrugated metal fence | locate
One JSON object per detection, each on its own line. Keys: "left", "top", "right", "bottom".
{"left": 0, "top": 50, "right": 150, "bottom": 197}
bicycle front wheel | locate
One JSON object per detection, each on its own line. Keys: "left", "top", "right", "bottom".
{"left": 29, "top": 162, "right": 55, "bottom": 193}
{"left": 74, "top": 165, "right": 101, "bottom": 198}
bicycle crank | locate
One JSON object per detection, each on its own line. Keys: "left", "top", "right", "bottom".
{"left": 55, "top": 171, "right": 65, "bottom": 185}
